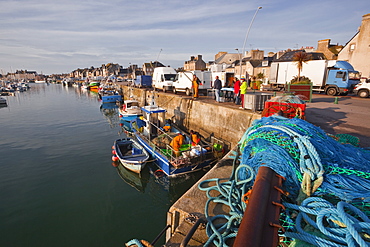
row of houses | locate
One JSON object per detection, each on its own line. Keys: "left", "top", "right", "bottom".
{"left": 0, "top": 70, "right": 47, "bottom": 82}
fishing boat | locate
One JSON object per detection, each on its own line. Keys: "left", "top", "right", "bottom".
{"left": 119, "top": 118, "right": 135, "bottom": 135}
{"left": 82, "top": 81, "right": 100, "bottom": 91}
{"left": 112, "top": 138, "right": 150, "bottom": 174}
{"left": 130, "top": 96, "right": 217, "bottom": 177}
{"left": 98, "top": 79, "right": 122, "bottom": 103}
{"left": 118, "top": 100, "right": 142, "bottom": 121}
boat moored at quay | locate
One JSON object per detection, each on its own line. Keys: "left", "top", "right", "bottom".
{"left": 130, "top": 101, "right": 221, "bottom": 177}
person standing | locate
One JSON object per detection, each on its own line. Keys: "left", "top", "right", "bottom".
{"left": 239, "top": 77, "right": 248, "bottom": 109}
{"left": 192, "top": 74, "right": 199, "bottom": 99}
{"left": 213, "top": 76, "right": 222, "bottom": 103}
{"left": 233, "top": 77, "right": 241, "bottom": 105}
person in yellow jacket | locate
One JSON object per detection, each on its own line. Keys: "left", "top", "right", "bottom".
{"left": 170, "top": 133, "right": 185, "bottom": 157}
{"left": 239, "top": 77, "right": 248, "bottom": 109}
{"left": 192, "top": 74, "right": 200, "bottom": 99}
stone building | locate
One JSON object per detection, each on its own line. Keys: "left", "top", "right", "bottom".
{"left": 142, "top": 61, "right": 165, "bottom": 76}
{"left": 338, "top": 13, "right": 370, "bottom": 79}
{"left": 184, "top": 55, "right": 206, "bottom": 71}
{"left": 316, "top": 39, "right": 343, "bottom": 60}
{"left": 214, "top": 52, "right": 240, "bottom": 65}
{"left": 233, "top": 50, "right": 265, "bottom": 79}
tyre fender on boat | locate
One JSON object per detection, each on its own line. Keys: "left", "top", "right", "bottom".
{"left": 154, "top": 169, "right": 165, "bottom": 178}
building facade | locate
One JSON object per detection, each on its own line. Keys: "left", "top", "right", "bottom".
{"left": 338, "top": 13, "right": 370, "bottom": 79}
{"left": 184, "top": 55, "right": 206, "bottom": 71}
{"left": 316, "top": 39, "right": 343, "bottom": 60}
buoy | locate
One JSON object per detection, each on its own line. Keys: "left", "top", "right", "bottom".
{"left": 112, "top": 145, "right": 115, "bottom": 149}
{"left": 112, "top": 150, "right": 116, "bottom": 155}
{"left": 112, "top": 155, "right": 119, "bottom": 162}
{"left": 119, "top": 123, "right": 123, "bottom": 127}
{"left": 119, "top": 114, "right": 123, "bottom": 118}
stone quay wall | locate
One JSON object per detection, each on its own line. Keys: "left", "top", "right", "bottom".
{"left": 120, "top": 86, "right": 261, "bottom": 148}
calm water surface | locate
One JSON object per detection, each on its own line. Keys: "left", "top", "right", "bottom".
{"left": 0, "top": 84, "right": 203, "bottom": 247}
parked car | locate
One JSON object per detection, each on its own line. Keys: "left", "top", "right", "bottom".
{"left": 353, "top": 79, "right": 370, "bottom": 98}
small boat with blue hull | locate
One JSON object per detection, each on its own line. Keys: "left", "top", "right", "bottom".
{"left": 112, "top": 138, "right": 150, "bottom": 174}
{"left": 98, "top": 80, "right": 122, "bottom": 103}
{"left": 100, "top": 94, "right": 122, "bottom": 103}
{"left": 131, "top": 102, "right": 217, "bottom": 177}
{"left": 118, "top": 100, "right": 142, "bottom": 122}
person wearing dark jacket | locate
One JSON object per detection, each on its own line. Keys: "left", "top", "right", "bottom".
{"left": 213, "top": 76, "right": 222, "bottom": 102}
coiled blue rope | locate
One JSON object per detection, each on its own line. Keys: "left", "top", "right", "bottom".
{"left": 198, "top": 116, "right": 370, "bottom": 246}
{"left": 284, "top": 197, "right": 370, "bottom": 247}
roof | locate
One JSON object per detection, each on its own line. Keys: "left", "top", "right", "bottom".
{"left": 274, "top": 50, "right": 326, "bottom": 62}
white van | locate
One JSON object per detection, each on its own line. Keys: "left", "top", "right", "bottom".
{"left": 152, "top": 67, "right": 177, "bottom": 92}
{"left": 173, "top": 70, "right": 212, "bottom": 96}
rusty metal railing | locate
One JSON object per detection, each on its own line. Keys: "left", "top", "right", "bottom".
{"left": 233, "top": 166, "right": 287, "bottom": 247}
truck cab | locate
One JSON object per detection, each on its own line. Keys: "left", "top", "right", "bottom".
{"left": 325, "top": 61, "right": 361, "bottom": 96}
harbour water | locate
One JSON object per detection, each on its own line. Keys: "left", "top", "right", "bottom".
{"left": 0, "top": 84, "right": 204, "bottom": 247}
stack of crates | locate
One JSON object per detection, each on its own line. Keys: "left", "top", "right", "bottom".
{"left": 243, "top": 92, "right": 273, "bottom": 112}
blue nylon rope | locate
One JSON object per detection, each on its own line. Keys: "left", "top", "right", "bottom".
{"left": 198, "top": 116, "right": 370, "bottom": 247}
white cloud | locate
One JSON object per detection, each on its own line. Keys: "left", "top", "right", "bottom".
{"left": 0, "top": 0, "right": 369, "bottom": 74}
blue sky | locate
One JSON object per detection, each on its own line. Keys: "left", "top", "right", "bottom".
{"left": 0, "top": 0, "right": 369, "bottom": 75}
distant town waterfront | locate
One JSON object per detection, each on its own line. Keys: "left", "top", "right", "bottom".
{"left": 0, "top": 84, "right": 201, "bottom": 247}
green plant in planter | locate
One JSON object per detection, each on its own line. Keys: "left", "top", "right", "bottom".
{"left": 290, "top": 76, "right": 312, "bottom": 84}
{"left": 293, "top": 51, "right": 311, "bottom": 83}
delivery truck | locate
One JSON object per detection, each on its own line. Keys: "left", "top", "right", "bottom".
{"left": 173, "top": 70, "right": 212, "bottom": 96}
{"left": 134, "top": 75, "right": 152, "bottom": 88}
{"left": 269, "top": 60, "right": 361, "bottom": 95}
{"left": 152, "top": 67, "right": 177, "bottom": 92}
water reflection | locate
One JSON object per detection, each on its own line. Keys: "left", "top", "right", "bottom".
{"left": 116, "top": 163, "right": 150, "bottom": 193}
{"left": 100, "top": 103, "right": 120, "bottom": 128}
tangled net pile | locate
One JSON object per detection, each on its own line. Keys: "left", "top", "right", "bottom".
{"left": 199, "top": 116, "right": 370, "bottom": 246}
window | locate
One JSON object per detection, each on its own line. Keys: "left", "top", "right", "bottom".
{"left": 350, "top": 44, "right": 356, "bottom": 51}
{"left": 336, "top": 71, "right": 347, "bottom": 80}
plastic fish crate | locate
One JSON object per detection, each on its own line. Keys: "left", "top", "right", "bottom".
{"left": 262, "top": 102, "right": 306, "bottom": 119}
{"left": 243, "top": 92, "right": 273, "bottom": 111}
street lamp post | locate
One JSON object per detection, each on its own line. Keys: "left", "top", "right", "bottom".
{"left": 240, "top": 6, "right": 262, "bottom": 82}
{"left": 235, "top": 48, "right": 241, "bottom": 80}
